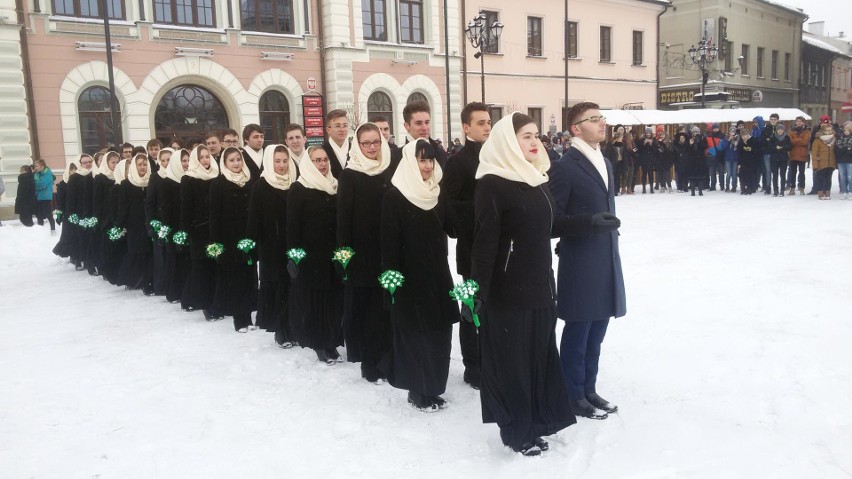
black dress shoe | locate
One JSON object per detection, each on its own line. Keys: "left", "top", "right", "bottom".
{"left": 534, "top": 437, "right": 550, "bottom": 451}
{"left": 315, "top": 349, "right": 335, "bottom": 365}
{"left": 571, "top": 399, "right": 608, "bottom": 420}
{"left": 463, "top": 369, "right": 481, "bottom": 390}
{"left": 429, "top": 395, "right": 447, "bottom": 409}
{"left": 408, "top": 392, "right": 438, "bottom": 412}
{"left": 513, "top": 443, "right": 542, "bottom": 456}
{"left": 586, "top": 393, "right": 618, "bottom": 413}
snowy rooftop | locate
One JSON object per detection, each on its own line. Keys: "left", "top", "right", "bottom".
{"left": 758, "top": 0, "right": 807, "bottom": 17}
{"left": 803, "top": 33, "right": 851, "bottom": 57}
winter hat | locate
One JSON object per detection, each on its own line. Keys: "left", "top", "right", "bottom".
{"left": 729, "top": 127, "right": 737, "bottom": 135}
{"left": 656, "top": 125, "right": 665, "bottom": 134}
{"left": 844, "top": 121, "right": 852, "bottom": 134}
{"left": 712, "top": 123, "right": 720, "bottom": 130}
{"left": 736, "top": 120, "right": 745, "bottom": 128}
{"left": 690, "top": 126, "right": 701, "bottom": 136}
{"left": 820, "top": 115, "right": 832, "bottom": 124}
{"left": 644, "top": 126, "right": 653, "bottom": 135}
{"left": 775, "top": 123, "right": 786, "bottom": 132}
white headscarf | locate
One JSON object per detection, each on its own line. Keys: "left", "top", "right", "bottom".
{"left": 346, "top": 123, "right": 391, "bottom": 176}
{"left": 219, "top": 146, "right": 251, "bottom": 187}
{"left": 297, "top": 147, "right": 338, "bottom": 195}
{"left": 92, "top": 153, "right": 104, "bottom": 177}
{"left": 113, "top": 159, "right": 128, "bottom": 184}
{"left": 157, "top": 148, "right": 174, "bottom": 179}
{"left": 75, "top": 154, "right": 93, "bottom": 177}
{"left": 63, "top": 154, "right": 93, "bottom": 183}
{"left": 164, "top": 149, "right": 188, "bottom": 184}
{"left": 261, "top": 144, "right": 297, "bottom": 191}
{"left": 476, "top": 112, "right": 550, "bottom": 187}
{"left": 185, "top": 145, "right": 220, "bottom": 181}
{"left": 98, "top": 151, "right": 119, "bottom": 181}
{"left": 392, "top": 139, "right": 442, "bottom": 211}
{"left": 127, "top": 153, "right": 151, "bottom": 188}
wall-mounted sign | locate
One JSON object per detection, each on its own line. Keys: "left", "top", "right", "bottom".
{"left": 660, "top": 89, "right": 699, "bottom": 105}
{"left": 307, "top": 77, "right": 317, "bottom": 92}
{"left": 751, "top": 90, "right": 764, "bottom": 103}
{"left": 726, "top": 88, "right": 753, "bottom": 102}
{"left": 302, "top": 94, "right": 325, "bottom": 147}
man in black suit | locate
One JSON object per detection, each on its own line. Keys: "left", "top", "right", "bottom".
{"left": 322, "top": 109, "right": 351, "bottom": 178}
{"left": 402, "top": 100, "right": 447, "bottom": 168}
{"left": 241, "top": 123, "right": 264, "bottom": 178}
{"left": 442, "top": 102, "right": 491, "bottom": 389}
{"left": 548, "top": 102, "right": 625, "bottom": 420}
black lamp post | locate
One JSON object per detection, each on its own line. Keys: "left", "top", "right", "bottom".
{"left": 465, "top": 12, "right": 504, "bottom": 104}
{"left": 688, "top": 36, "right": 718, "bottom": 108}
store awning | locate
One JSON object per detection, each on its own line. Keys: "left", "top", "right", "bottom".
{"left": 600, "top": 108, "right": 811, "bottom": 126}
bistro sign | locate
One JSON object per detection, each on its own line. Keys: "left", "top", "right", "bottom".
{"left": 660, "top": 87, "right": 753, "bottom": 105}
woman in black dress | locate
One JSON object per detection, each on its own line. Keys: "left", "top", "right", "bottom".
{"left": 52, "top": 162, "right": 76, "bottom": 259}
{"left": 146, "top": 148, "right": 174, "bottom": 296}
{"left": 180, "top": 145, "right": 221, "bottom": 319}
{"left": 116, "top": 153, "right": 153, "bottom": 293}
{"left": 66, "top": 154, "right": 94, "bottom": 270}
{"left": 337, "top": 122, "right": 394, "bottom": 382}
{"left": 90, "top": 151, "right": 120, "bottom": 282}
{"left": 381, "top": 139, "right": 458, "bottom": 411}
{"left": 159, "top": 149, "right": 190, "bottom": 305}
{"left": 209, "top": 146, "right": 258, "bottom": 332}
{"left": 287, "top": 146, "right": 343, "bottom": 364}
{"left": 14, "top": 165, "right": 36, "bottom": 227}
{"left": 470, "top": 112, "right": 576, "bottom": 456}
{"left": 247, "top": 144, "right": 298, "bottom": 345}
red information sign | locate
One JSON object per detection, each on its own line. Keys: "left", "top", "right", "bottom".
{"left": 302, "top": 94, "right": 325, "bottom": 146}
{"left": 305, "top": 127, "right": 325, "bottom": 137}
{"left": 305, "top": 117, "right": 324, "bottom": 127}
{"left": 304, "top": 96, "right": 322, "bottom": 107}
{"left": 304, "top": 106, "right": 323, "bottom": 117}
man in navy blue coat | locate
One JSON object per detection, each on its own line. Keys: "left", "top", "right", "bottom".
{"left": 548, "top": 102, "right": 626, "bottom": 420}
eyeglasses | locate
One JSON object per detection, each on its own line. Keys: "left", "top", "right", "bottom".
{"left": 222, "top": 139, "right": 239, "bottom": 145}
{"left": 359, "top": 140, "right": 382, "bottom": 148}
{"left": 311, "top": 158, "right": 330, "bottom": 164}
{"left": 330, "top": 123, "right": 349, "bottom": 129}
{"left": 573, "top": 115, "right": 607, "bottom": 126}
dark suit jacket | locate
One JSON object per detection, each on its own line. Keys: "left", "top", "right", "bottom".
{"left": 548, "top": 146, "right": 626, "bottom": 322}
{"left": 322, "top": 140, "right": 349, "bottom": 178}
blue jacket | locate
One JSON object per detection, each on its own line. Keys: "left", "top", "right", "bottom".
{"left": 34, "top": 169, "right": 54, "bottom": 201}
{"left": 720, "top": 137, "right": 740, "bottom": 164}
{"left": 548, "top": 147, "right": 626, "bottom": 322}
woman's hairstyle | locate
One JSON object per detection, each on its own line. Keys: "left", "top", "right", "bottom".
{"left": 34, "top": 159, "right": 47, "bottom": 168}
{"left": 415, "top": 139, "right": 436, "bottom": 160}
{"left": 512, "top": 113, "right": 536, "bottom": 134}
{"left": 20, "top": 165, "right": 32, "bottom": 173}
{"left": 307, "top": 145, "right": 326, "bottom": 159}
{"left": 356, "top": 122, "right": 381, "bottom": 140}
{"left": 273, "top": 145, "right": 289, "bottom": 156}
{"left": 221, "top": 147, "right": 242, "bottom": 163}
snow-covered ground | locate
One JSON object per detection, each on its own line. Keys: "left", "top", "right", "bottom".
{"left": 2, "top": 186, "right": 851, "bottom": 478}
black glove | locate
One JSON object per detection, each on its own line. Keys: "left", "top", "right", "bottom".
{"left": 590, "top": 212, "right": 621, "bottom": 233}
{"left": 460, "top": 297, "right": 483, "bottom": 324}
{"left": 287, "top": 259, "right": 299, "bottom": 279}
{"left": 333, "top": 261, "right": 346, "bottom": 280}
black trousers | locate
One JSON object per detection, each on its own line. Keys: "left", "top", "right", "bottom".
{"left": 771, "top": 159, "right": 788, "bottom": 194}
{"left": 787, "top": 161, "right": 806, "bottom": 189}
{"left": 36, "top": 201, "right": 55, "bottom": 229}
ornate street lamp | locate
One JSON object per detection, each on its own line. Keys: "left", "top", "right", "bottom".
{"left": 688, "top": 36, "right": 718, "bottom": 108}
{"left": 465, "top": 12, "right": 504, "bottom": 103}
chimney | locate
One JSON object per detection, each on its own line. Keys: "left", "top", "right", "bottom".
{"left": 809, "top": 21, "right": 825, "bottom": 37}
{"left": 839, "top": 31, "right": 845, "bottom": 38}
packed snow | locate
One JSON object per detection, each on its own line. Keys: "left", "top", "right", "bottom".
{"left": 2, "top": 181, "right": 851, "bottom": 478}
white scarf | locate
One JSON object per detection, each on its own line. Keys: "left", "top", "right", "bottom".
{"left": 243, "top": 145, "right": 263, "bottom": 169}
{"left": 820, "top": 130, "right": 836, "bottom": 147}
{"left": 328, "top": 137, "right": 350, "bottom": 170}
{"left": 165, "top": 149, "right": 187, "bottom": 184}
{"left": 156, "top": 148, "right": 174, "bottom": 179}
{"left": 392, "top": 140, "right": 442, "bottom": 210}
{"left": 288, "top": 147, "right": 309, "bottom": 166}
{"left": 62, "top": 155, "right": 92, "bottom": 183}
{"left": 185, "top": 145, "right": 220, "bottom": 181}
{"left": 298, "top": 150, "right": 338, "bottom": 195}
{"left": 98, "top": 152, "right": 119, "bottom": 181}
{"left": 220, "top": 146, "right": 251, "bottom": 188}
{"left": 127, "top": 153, "right": 152, "bottom": 188}
{"left": 114, "top": 159, "right": 128, "bottom": 184}
{"left": 261, "top": 144, "right": 297, "bottom": 191}
{"left": 572, "top": 137, "right": 609, "bottom": 190}
{"left": 475, "top": 112, "right": 550, "bottom": 187}
{"left": 346, "top": 124, "right": 391, "bottom": 176}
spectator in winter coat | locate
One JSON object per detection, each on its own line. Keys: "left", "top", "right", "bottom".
{"left": 836, "top": 122, "right": 852, "bottom": 199}
{"left": 759, "top": 113, "right": 779, "bottom": 194}
{"left": 607, "top": 125, "right": 627, "bottom": 195}
{"left": 787, "top": 116, "right": 810, "bottom": 195}
{"left": 705, "top": 123, "right": 725, "bottom": 191}
{"left": 738, "top": 126, "right": 762, "bottom": 194}
{"left": 672, "top": 132, "right": 691, "bottom": 192}
{"left": 812, "top": 118, "right": 837, "bottom": 200}
{"left": 688, "top": 126, "right": 707, "bottom": 196}
{"left": 33, "top": 159, "right": 56, "bottom": 230}
{"left": 719, "top": 127, "right": 741, "bottom": 192}
{"left": 636, "top": 127, "right": 658, "bottom": 194}
{"left": 15, "top": 165, "right": 36, "bottom": 226}
{"left": 768, "top": 124, "right": 792, "bottom": 196}
{"left": 655, "top": 130, "right": 675, "bottom": 192}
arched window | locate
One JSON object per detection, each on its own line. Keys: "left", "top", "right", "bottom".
{"left": 78, "top": 86, "right": 121, "bottom": 155}
{"left": 259, "top": 90, "right": 291, "bottom": 146}
{"left": 155, "top": 84, "right": 228, "bottom": 145}
{"left": 367, "top": 91, "right": 394, "bottom": 134}
{"left": 407, "top": 91, "right": 428, "bottom": 106}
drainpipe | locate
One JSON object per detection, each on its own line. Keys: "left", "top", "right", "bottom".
{"left": 317, "top": 0, "right": 328, "bottom": 115}
{"left": 461, "top": 0, "right": 467, "bottom": 106}
{"left": 17, "top": 0, "right": 40, "bottom": 162}
{"left": 444, "top": 0, "right": 451, "bottom": 143}
{"left": 656, "top": 2, "right": 669, "bottom": 110}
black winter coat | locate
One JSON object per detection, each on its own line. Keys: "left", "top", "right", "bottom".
{"left": 656, "top": 142, "right": 676, "bottom": 171}
{"left": 768, "top": 134, "right": 792, "bottom": 162}
{"left": 144, "top": 173, "right": 164, "bottom": 237}
{"left": 381, "top": 187, "right": 459, "bottom": 331}
{"left": 738, "top": 135, "right": 762, "bottom": 169}
{"left": 116, "top": 181, "right": 151, "bottom": 254}
{"left": 442, "top": 140, "right": 481, "bottom": 277}
{"left": 157, "top": 177, "right": 181, "bottom": 230}
{"left": 209, "top": 175, "right": 254, "bottom": 266}
{"left": 246, "top": 178, "right": 290, "bottom": 280}
{"left": 548, "top": 147, "right": 626, "bottom": 322}
{"left": 636, "top": 138, "right": 659, "bottom": 168}
{"left": 688, "top": 137, "right": 708, "bottom": 179}
{"left": 180, "top": 176, "right": 215, "bottom": 260}
{"left": 286, "top": 182, "right": 338, "bottom": 289}
{"left": 66, "top": 173, "right": 92, "bottom": 219}
{"left": 14, "top": 172, "right": 36, "bottom": 217}
{"left": 336, "top": 167, "right": 394, "bottom": 287}
{"left": 91, "top": 175, "right": 113, "bottom": 225}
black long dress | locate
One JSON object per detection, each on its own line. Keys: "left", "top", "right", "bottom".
{"left": 337, "top": 167, "right": 393, "bottom": 380}
{"left": 102, "top": 181, "right": 127, "bottom": 286}
{"left": 14, "top": 171, "right": 36, "bottom": 226}
{"left": 180, "top": 175, "right": 218, "bottom": 313}
{"left": 52, "top": 181, "right": 75, "bottom": 258}
{"left": 380, "top": 187, "right": 459, "bottom": 397}
{"left": 209, "top": 175, "right": 258, "bottom": 331}
{"left": 90, "top": 174, "right": 114, "bottom": 279}
{"left": 145, "top": 173, "right": 167, "bottom": 295}
{"left": 470, "top": 175, "right": 576, "bottom": 452}
{"left": 158, "top": 175, "right": 189, "bottom": 305}
{"left": 246, "top": 177, "right": 291, "bottom": 342}
{"left": 65, "top": 173, "right": 92, "bottom": 268}
{"left": 116, "top": 181, "right": 153, "bottom": 292}
{"left": 287, "top": 182, "right": 343, "bottom": 351}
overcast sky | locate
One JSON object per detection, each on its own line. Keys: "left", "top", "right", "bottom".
{"left": 775, "top": 0, "right": 852, "bottom": 39}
